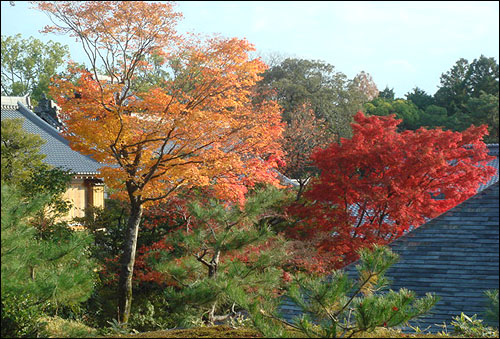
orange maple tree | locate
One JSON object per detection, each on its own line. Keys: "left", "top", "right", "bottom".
{"left": 288, "top": 111, "right": 495, "bottom": 273}
{"left": 35, "top": 1, "right": 284, "bottom": 323}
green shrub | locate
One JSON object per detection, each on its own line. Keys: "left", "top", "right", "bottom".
{"left": 37, "top": 316, "right": 99, "bottom": 338}
{"left": 77, "top": 283, "right": 120, "bottom": 330}
{"left": 78, "top": 282, "right": 178, "bottom": 334}
{"left": 485, "top": 289, "right": 499, "bottom": 327}
{"left": 1, "top": 294, "right": 44, "bottom": 338}
{"left": 450, "top": 312, "right": 498, "bottom": 338}
{"left": 128, "top": 294, "right": 177, "bottom": 332}
{"left": 104, "top": 318, "right": 136, "bottom": 336}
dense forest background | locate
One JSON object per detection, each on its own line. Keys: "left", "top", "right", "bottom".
{"left": 2, "top": 34, "right": 499, "bottom": 143}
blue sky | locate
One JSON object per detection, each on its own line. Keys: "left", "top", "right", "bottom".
{"left": 2, "top": 1, "right": 499, "bottom": 98}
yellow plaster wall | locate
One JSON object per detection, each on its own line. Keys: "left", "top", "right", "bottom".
{"left": 62, "top": 179, "right": 87, "bottom": 219}
{"left": 60, "top": 178, "right": 105, "bottom": 222}
{"left": 91, "top": 185, "right": 105, "bottom": 209}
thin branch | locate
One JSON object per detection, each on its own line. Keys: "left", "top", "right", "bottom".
{"left": 333, "top": 271, "right": 378, "bottom": 319}
{"left": 141, "top": 178, "right": 185, "bottom": 203}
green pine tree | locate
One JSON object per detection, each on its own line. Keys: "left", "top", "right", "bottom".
{"left": 1, "top": 117, "right": 73, "bottom": 238}
{"left": 1, "top": 118, "right": 46, "bottom": 185}
{"left": 1, "top": 184, "right": 96, "bottom": 338}
{"left": 148, "top": 185, "right": 292, "bottom": 327}
{"left": 236, "top": 245, "right": 438, "bottom": 338}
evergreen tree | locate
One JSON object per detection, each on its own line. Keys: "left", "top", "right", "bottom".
{"left": 434, "top": 55, "right": 499, "bottom": 118}
{"left": 139, "top": 185, "right": 292, "bottom": 326}
{"left": 464, "top": 91, "right": 499, "bottom": 143}
{"left": 1, "top": 118, "right": 46, "bottom": 185}
{"left": 234, "top": 246, "right": 438, "bottom": 338}
{"left": 405, "top": 87, "right": 435, "bottom": 110}
{"left": 1, "top": 117, "right": 73, "bottom": 234}
{"left": 466, "top": 55, "right": 499, "bottom": 98}
{"left": 434, "top": 58, "right": 470, "bottom": 116}
{"left": 378, "top": 86, "right": 395, "bottom": 100}
{"left": 1, "top": 184, "right": 96, "bottom": 337}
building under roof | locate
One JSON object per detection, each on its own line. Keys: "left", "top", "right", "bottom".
{"left": 1, "top": 96, "right": 105, "bottom": 220}
{"left": 1, "top": 97, "right": 102, "bottom": 176}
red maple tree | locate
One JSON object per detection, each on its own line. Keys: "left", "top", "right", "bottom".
{"left": 287, "top": 111, "right": 496, "bottom": 273}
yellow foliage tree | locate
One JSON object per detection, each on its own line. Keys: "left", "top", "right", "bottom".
{"left": 34, "top": 1, "right": 284, "bottom": 324}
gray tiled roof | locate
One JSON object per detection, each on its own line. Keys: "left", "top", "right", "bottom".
{"left": 375, "top": 182, "right": 499, "bottom": 331}
{"left": 280, "top": 145, "right": 499, "bottom": 328}
{"left": 1, "top": 102, "right": 102, "bottom": 175}
{"left": 280, "top": 182, "right": 499, "bottom": 332}
{"left": 479, "top": 144, "right": 499, "bottom": 190}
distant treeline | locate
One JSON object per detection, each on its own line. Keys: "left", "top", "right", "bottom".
{"left": 365, "top": 55, "right": 499, "bottom": 143}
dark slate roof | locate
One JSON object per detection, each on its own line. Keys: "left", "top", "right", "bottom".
{"left": 379, "top": 182, "right": 498, "bottom": 331}
{"left": 280, "top": 182, "right": 499, "bottom": 332}
{"left": 1, "top": 101, "right": 102, "bottom": 175}
{"left": 479, "top": 144, "right": 499, "bottom": 191}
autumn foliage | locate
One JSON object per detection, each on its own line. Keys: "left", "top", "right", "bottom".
{"left": 280, "top": 103, "right": 331, "bottom": 199}
{"left": 288, "top": 112, "right": 495, "bottom": 273}
{"left": 35, "top": 1, "right": 285, "bottom": 207}
{"left": 49, "top": 40, "right": 284, "bottom": 206}
{"left": 34, "top": 1, "right": 285, "bottom": 323}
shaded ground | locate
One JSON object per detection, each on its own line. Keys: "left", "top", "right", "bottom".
{"left": 105, "top": 325, "right": 262, "bottom": 338}
{"left": 104, "top": 325, "right": 469, "bottom": 338}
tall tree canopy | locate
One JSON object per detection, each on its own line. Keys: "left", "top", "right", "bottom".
{"left": 378, "top": 86, "right": 395, "bottom": 100}
{"left": 288, "top": 112, "right": 495, "bottom": 273}
{"left": 1, "top": 34, "right": 69, "bottom": 104}
{"left": 352, "top": 70, "right": 379, "bottom": 101}
{"left": 434, "top": 55, "right": 499, "bottom": 117}
{"left": 464, "top": 91, "right": 499, "bottom": 143}
{"left": 257, "top": 58, "right": 371, "bottom": 142}
{"left": 365, "top": 56, "right": 499, "bottom": 143}
{"left": 279, "top": 103, "right": 330, "bottom": 200}
{"left": 364, "top": 98, "right": 422, "bottom": 131}
{"left": 35, "top": 1, "right": 284, "bottom": 324}
{"left": 405, "top": 87, "right": 435, "bottom": 110}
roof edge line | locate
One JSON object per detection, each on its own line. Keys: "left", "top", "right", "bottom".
{"left": 17, "top": 101, "right": 71, "bottom": 146}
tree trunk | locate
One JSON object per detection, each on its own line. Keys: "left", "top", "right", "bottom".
{"left": 118, "top": 201, "right": 143, "bottom": 324}
{"left": 208, "top": 250, "right": 220, "bottom": 279}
